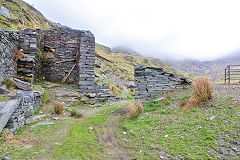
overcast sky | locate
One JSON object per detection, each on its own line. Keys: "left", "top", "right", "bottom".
{"left": 24, "top": 0, "right": 240, "bottom": 60}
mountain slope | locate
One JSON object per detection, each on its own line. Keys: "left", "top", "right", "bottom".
{"left": 95, "top": 43, "right": 179, "bottom": 83}
{"left": 0, "top": 0, "right": 52, "bottom": 30}
{"left": 167, "top": 52, "right": 240, "bottom": 83}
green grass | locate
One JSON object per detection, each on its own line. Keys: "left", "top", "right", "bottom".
{"left": 0, "top": 0, "right": 52, "bottom": 30}
{"left": 32, "top": 85, "right": 52, "bottom": 115}
{"left": 0, "top": 102, "right": 128, "bottom": 160}
{"left": 125, "top": 90, "right": 135, "bottom": 100}
{"left": 0, "top": 96, "right": 9, "bottom": 101}
{"left": 118, "top": 93, "right": 240, "bottom": 159}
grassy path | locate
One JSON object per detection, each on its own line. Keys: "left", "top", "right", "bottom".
{"left": 98, "top": 108, "right": 132, "bottom": 160}
{"left": 0, "top": 101, "right": 130, "bottom": 160}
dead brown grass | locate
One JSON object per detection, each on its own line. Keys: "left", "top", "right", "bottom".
{"left": 108, "top": 85, "right": 113, "bottom": 91}
{"left": 112, "top": 86, "right": 119, "bottom": 96}
{"left": 127, "top": 102, "right": 144, "bottom": 119}
{"left": 5, "top": 135, "right": 32, "bottom": 145}
{"left": 70, "top": 109, "right": 83, "bottom": 118}
{"left": 183, "top": 77, "right": 212, "bottom": 110}
{"left": 43, "top": 52, "right": 55, "bottom": 59}
{"left": 130, "top": 87, "right": 135, "bottom": 92}
{"left": 54, "top": 103, "right": 65, "bottom": 115}
{"left": 17, "top": 23, "right": 23, "bottom": 30}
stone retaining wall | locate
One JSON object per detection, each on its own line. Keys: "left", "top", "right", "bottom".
{"left": 134, "top": 64, "right": 190, "bottom": 105}
{"left": 0, "top": 90, "right": 43, "bottom": 134}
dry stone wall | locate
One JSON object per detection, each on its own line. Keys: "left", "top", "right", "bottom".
{"left": 135, "top": 64, "right": 190, "bottom": 105}
{"left": 43, "top": 27, "right": 79, "bottom": 83}
{"left": 0, "top": 30, "right": 19, "bottom": 83}
{"left": 42, "top": 27, "right": 96, "bottom": 95}
{"left": 0, "top": 90, "right": 43, "bottom": 134}
{"left": 78, "top": 31, "right": 95, "bottom": 94}
{"left": 18, "top": 29, "right": 39, "bottom": 80}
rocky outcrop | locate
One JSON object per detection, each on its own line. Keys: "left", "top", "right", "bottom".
{"left": 134, "top": 64, "right": 190, "bottom": 105}
{"left": 0, "top": 6, "right": 11, "bottom": 19}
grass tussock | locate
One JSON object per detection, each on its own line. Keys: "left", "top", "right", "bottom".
{"left": 54, "top": 103, "right": 65, "bottom": 115}
{"left": 112, "top": 86, "right": 119, "bottom": 96}
{"left": 17, "top": 23, "right": 23, "bottom": 30}
{"left": 108, "top": 85, "right": 113, "bottom": 91}
{"left": 70, "top": 109, "right": 83, "bottom": 118}
{"left": 127, "top": 102, "right": 144, "bottom": 119}
{"left": 130, "top": 87, "right": 135, "bottom": 93}
{"left": 183, "top": 77, "right": 212, "bottom": 110}
{"left": 5, "top": 135, "right": 32, "bottom": 145}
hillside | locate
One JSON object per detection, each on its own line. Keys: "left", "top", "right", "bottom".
{"left": 167, "top": 52, "right": 240, "bottom": 83}
{"left": 0, "top": 0, "right": 53, "bottom": 30}
{"left": 95, "top": 43, "right": 179, "bottom": 87}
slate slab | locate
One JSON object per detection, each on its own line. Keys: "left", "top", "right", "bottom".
{"left": 0, "top": 6, "right": 11, "bottom": 19}
{"left": 0, "top": 99, "right": 20, "bottom": 133}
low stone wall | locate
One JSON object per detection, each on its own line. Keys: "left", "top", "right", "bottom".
{"left": 0, "top": 99, "right": 20, "bottom": 134}
{"left": 95, "top": 83, "right": 116, "bottom": 102}
{"left": 0, "top": 30, "right": 19, "bottom": 83}
{"left": 0, "top": 90, "right": 43, "bottom": 134}
{"left": 134, "top": 64, "right": 190, "bottom": 105}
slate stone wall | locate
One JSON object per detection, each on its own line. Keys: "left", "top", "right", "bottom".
{"left": 135, "top": 64, "right": 189, "bottom": 105}
{"left": 78, "top": 31, "right": 95, "bottom": 94}
{"left": 18, "top": 29, "right": 39, "bottom": 80}
{"left": 43, "top": 27, "right": 79, "bottom": 83}
{"left": 4, "top": 90, "right": 43, "bottom": 133}
{"left": 0, "top": 30, "right": 19, "bottom": 83}
{"left": 42, "top": 27, "right": 96, "bottom": 96}
{"left": 0, "top": 27, "right": 111, "bottom": 103}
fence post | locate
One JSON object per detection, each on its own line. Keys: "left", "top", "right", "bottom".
{"left": 224, "top": 68, "right": 226, "bottom": 84}
{"left": 228, "top": 66, "right": 230, "bottom": 84}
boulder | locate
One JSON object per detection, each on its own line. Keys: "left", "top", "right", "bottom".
{"left": 80, "top": 96, "right": 89, "bottom": 102}
{"left": 86, "top": 93, "right": 96, "bottom": 98}
{"left": 0, "top": 85, "right": 9, "bottom": 94}
{"left": 0, "top": 6, "right": 11, "bottom": 19}
{"left": 10, "top": 78, "right": 32, "bottom": 91}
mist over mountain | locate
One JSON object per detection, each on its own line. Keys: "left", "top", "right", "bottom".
{"left": 112, "top": 46, "right": 142, "bottom": 56}
{"left": 167, "top": 50, "right": 240, "bottom": 82}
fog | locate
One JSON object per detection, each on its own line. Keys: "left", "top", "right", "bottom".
{"left": 24, "top": 0, "right": 240, "bottom": 60}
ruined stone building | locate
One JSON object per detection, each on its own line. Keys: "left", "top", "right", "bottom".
{"left": 134, "top": 64, "right": 190, "bottom": 105}
{"left": 0, "top": 26, "right": 114, "bottom": 133}
{"left": 0, "top": 27, "right": 95, "bottom": 95}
